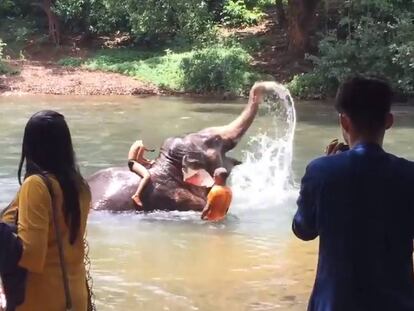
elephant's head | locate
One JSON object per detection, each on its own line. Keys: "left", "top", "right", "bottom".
{"left": 161, "top": 82, "right": 277, "bottom": 188}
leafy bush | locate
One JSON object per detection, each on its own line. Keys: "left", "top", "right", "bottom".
{"left": 0, "top": 38, "right": 7, "bottom": 74}
{"left": 0, "top": 18, "right": 37, "bottom": 44}
{"left": 128, "top": 0, "right": 213, "bottom": 44}
{"left": 55, "top": 0, "right": 214, "bottom": 45}
{"left": 254, "top": 0, "right": 276, "bottom": 8}
{"left": 222, "top": 0, "right": 264, "bottom": 27}
{"left": 57, "top": 57, "right": 84, "bottom": 67}
{"left": 0, "top": 0, "right": 32, "bottom": 17}
{"left": 291, "top": 1, "right": 414, "bottom": 98}
{"left": 55, "top": 0, "right": 129, "bottom": 34}
{"left": 181, "top": 45, "right": 254, "bottom": 94}
{"left": 0, "top": 39, "right": 17, "bottom": 75}
{"left": 81, "top": 44, "right": 258, "bottom": 94}
{"left": 288, "top": 73, "right": 331, "bottom": 99}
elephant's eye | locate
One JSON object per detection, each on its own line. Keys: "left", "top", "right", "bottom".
{"left": 206, "top": 135, "right": 222, "bottom": 147}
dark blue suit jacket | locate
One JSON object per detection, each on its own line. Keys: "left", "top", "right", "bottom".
{"left": 293, "top": 143, "right": 414, "bottom": 311}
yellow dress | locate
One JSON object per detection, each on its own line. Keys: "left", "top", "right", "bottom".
{"left": 2, "top": 175, "right": 91, "bottom": 311}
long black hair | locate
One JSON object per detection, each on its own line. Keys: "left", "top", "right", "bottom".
{"left": 18, "top": 110, "right": 84, "bottom": 244}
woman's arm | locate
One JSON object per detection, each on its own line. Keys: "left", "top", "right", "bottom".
{"left": 17, "top": 175, "right": 51, "bottom": 273}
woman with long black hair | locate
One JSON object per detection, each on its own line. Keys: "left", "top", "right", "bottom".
{"left": 1, "top": 110, "right": 91, "bottom": 311}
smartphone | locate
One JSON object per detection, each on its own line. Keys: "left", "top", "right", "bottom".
{"left": 338, "top": 144, "right": 350, "bottom": 152}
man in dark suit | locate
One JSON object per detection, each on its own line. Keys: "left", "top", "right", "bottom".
{"left": 293, "top": 76, "right": 414, "bottom": 311}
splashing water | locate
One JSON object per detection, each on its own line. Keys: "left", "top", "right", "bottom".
{"left": 230, "top": 83, "right": 297, "bottom": 210}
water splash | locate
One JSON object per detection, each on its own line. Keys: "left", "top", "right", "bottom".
{"left": 230, "top": 83, "right": 297, "bottom": 210}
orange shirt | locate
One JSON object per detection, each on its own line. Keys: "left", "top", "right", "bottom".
{"left": 205, "top": 185, "right": 232, "bottom": 221}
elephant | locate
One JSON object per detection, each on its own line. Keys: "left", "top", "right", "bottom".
{"left": 88, "top": 82, "right": 277, "bottom": 212}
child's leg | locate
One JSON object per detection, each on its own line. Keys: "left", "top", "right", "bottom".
{"left": 130, "top": 161, "right": 151, "bottom": 208}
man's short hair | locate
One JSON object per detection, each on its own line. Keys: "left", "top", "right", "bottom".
{"left": 214, "top": 167, "right": 229, "bottom": 181}
{"left": 335, "top": 76, "right": 393, "bottom": 133}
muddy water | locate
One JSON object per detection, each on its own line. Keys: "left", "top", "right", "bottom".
{"left": 0, "top": 96, "right": 413, "bottom": 311}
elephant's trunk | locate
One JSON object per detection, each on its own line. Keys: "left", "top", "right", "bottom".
{"left": 220, "top": 95, "right": 260, "bottom": 149}
{"left": 217, "top": 82, "right": 283, "bottom": 151}
{"left": 209, "top": 85, "right": 263, "bottom": 152}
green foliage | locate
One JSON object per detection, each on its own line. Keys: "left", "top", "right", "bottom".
{"left": 0, "top": 0, "right": 32, "bottom": 17}
{"left": 127, "top": 0, "right": 212, "bottom": 43}
{"left": 236, "top": 35, "right": 270, "bottom": 53}
{"left": 0, "top": 0, "right": 15, "bottom": 15}
{"left": 292, "top": 0, "right": 414, "bottom": 98}
{"left": 254, "top": 0, "right": 276, "bottom": 8}
{"left": 54, "top": 0, "right": 214, "bottom": 44}
{"left": 0, "top": 38, "right": 7, "bottom": 74}
{"left": 57, "top": 57, "right": 84, "bottom": 67}
{"left": 0, "top": 18, "right": 36, "bottom": 43}
{"left": 0, "top": 18, "right": 39, "bottom": 59}
{"left": 222, "top": 0, "right": 264, "bottom": 27}
{"left": 79, "top": 44, "right": 258, "bottom": 94}
{"left": 2, "top": 0, "right": 270, "bottom": 46}
{"left": 181, "top": 45, "right": 254, "bottom": 93}
{"left": 55, "top": 0, "right": 129, "bottom": 34}
{"left": 0, "top": 38, "right": 17, "bottom": 75}
{"left": 54, "top": 0, "right": 84, "bottom": 21}
{"left": 288, "top": 73, "right": 330, "bottom": 99}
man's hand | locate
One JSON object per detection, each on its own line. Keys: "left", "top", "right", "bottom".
{"left": 201, "top": 203, "right": 211, "bottom": 220}
{"left": 325, "top": 139, "right": 349, "bottom": 156}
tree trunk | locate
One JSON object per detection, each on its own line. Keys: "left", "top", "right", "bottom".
{"left": 42, "top": 0, "right": 60, "bottom": 45}
{"left": 287, "top": 0, "right": 320, "bottom": 57}
{"left": 275, "top": 0, "right": 287, "bottom": 28}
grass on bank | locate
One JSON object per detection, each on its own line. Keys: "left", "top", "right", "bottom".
{"left": 58, "top": 44, "right": 262, "bottom": 95}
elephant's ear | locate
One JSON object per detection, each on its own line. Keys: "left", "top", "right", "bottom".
{"left": 182, "top": 155, "right": 214, "bottom": 188}
{"left": 183, "top": 168, "right": 214, "bottom": 188}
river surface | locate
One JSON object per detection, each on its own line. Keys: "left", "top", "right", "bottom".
{"left": 0, "top": 95, "right": 413, "bottom": 311}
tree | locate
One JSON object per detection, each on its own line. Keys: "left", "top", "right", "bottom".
{"left": 33, "top": 0, "right": 60, "bottom": 44}
{"left": 44, "top": 0, "right": 60, "bottom": 44}
{"left": 287, "top": 0, "right": 320, "bottom": 57}
{"left": 275, "top": 0, "right": 286, "bottom": 28}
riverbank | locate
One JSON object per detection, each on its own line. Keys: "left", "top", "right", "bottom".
{"left": 0, "top": 60, "right": 161, "bottom": 96}
{"left": 0, "top": 8, "right": 309, "bottom": 98}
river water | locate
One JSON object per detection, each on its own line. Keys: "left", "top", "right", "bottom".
{"left": 0, "top": 95, "right": 413, "bottom": 311}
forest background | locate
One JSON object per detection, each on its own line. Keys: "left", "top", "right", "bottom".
{"left": 0, "top": 0, "right": 413, "bottom": 99}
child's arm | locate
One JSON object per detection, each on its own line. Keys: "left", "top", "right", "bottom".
{"left": 128, "top": 141, "right": 142, "bottom": 160}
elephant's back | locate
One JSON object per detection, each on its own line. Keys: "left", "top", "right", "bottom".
{"left": 87, "top": 167, "right": 140, "bottom": 211}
